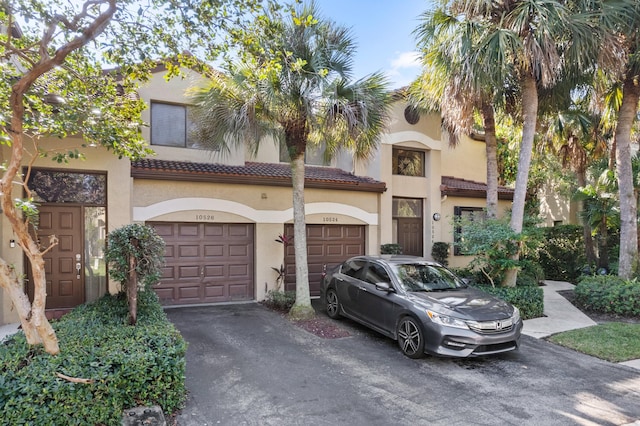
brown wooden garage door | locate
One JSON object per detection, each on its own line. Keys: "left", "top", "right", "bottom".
{"left": 150, "top": 222, "right": 254, "bottom": 305}
{"left": 284, "top": 224, "right": 365, "bottom": 297}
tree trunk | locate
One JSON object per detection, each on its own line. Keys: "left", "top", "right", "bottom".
{"left": 128, "top": 244, "right": 138, "bottom": 326}
{"left": 289, "top": 154, "right": 314, "bottom": 319}
{"left": 482, "top": 101, "right": 499, "bottom": 219}
{"left": 576, "top": 171, "right": 597, "bottom": 267}
{"left": 503, "top": 74, "right": 539, "bottom": 287}
{"left": 614, "top": 75, "right": 639, "bottom": 279}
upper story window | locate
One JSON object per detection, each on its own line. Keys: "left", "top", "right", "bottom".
{"left": 150, "top": 101, "right": 201, "bottom": 148}
{"left": 393, "top": 148, "right": 425, "bottom": 177}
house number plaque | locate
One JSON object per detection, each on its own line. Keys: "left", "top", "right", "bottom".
{"left": 322, "top": 217, "right": 338, "bottom": 222}
{"left": 195, "top": 214, "right": 215, "bottom": 221}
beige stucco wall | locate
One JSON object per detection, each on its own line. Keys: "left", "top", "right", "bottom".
{"left": 440, "top": 134, "right": 488, "bottom": 183}
{"left": 0, "top": 137, "right": 132, "bottom": 324}
{"left": 538, "top": 182, "right": 578, "bottom": 227}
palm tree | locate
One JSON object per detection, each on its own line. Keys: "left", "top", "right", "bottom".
{"left": 190, "top": 3, "right": 392, "bottom": 319}
{"left": 412, "top": 6, "right": 510, "bottom": 219}
{"left": 450, "top": 0, "right": 625, "bottom": 286}
{"left": 611, "top": 23, "right": 640, "bottom": 279}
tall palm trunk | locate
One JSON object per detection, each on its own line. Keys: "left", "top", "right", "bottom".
{"left": 289, "top": 154, "right": 313, "bottom": 318}
{"left": 504, "top": 74, "right": 538, "bottom": 287}
{"left": 482, "top": 101, "right": 499, "bottom": 219}
{"left": 614, "top": 75, "right": 640, "bottom": 279}
{"left": 576, "top": 171, "right": 597, "bottom": 266}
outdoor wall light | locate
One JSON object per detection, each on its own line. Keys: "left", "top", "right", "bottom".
{"left": 9, "top": 239, "right": 15, "bottom": 248}
{"left": 432, "top": 213, "right": 441, "bottom": 221}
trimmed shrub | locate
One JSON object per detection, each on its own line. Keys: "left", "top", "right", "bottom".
{"left": 575, "top": 276, "right": 640, "bottom": 317}
{"left": 264, "top": 290, "right": 296, "bottom": 312}
{"left": 472, "top": 285, "right": 544, "bottom": 320}
{"left": 0, "top": 291, "right": 186, "bottom": 424}
{"left": 380, "top": 243, "right": 402, "bottom": 254}
{"left": 535, "top": 225, "right": 585, "bottom": 282}
{"left": 431, "top": 242, "right": 449, "bottom": 266}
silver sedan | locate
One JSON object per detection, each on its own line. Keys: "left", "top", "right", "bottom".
{"left": 321, "top": 255, "right": 523, "bottom": 358}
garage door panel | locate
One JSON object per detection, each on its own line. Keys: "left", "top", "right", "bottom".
{"left": 229, "top": 284, "right": 250, "bottom": 299}
{"left": 204, "top": 245, "right": 224, "bottom": 257}
{"left": 177, "top": 285, "right": 201, "bottom": 300}
{"left": 229, "top": 244, "right": 249, "bottom": 257}
{"left": 204, "top": 284, "right": 225, "bottom": 299}
{"left": 204, "top": 224, "right": 224, "bottom": 237}
{"left": 178, "top": 245, "right": 200, "bottom": 257}
{"left": 179, "top": 265, "right": 200, "bottom": 278}
{"left": 160, "top": 266, "right": 175, "bottom": 279}
{"left": 204, "top": 265, "right": 224, "bottom": 277}
{"left": 150, "top": 222, "right": 254, "bottom": 305}
{"left": 229, "top": 264, "right": 250, "bottom": 277}
{"left": 285, "top": 224, "right": 365, "bottom": 297}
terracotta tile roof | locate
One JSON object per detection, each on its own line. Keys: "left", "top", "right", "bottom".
{"left": 131, "top": 159, "right": 386, "bottom": 193}
{"left": 441, "top": 176, "right": 514, "bottom": 200}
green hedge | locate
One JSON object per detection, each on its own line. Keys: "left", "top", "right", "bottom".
{"left": 535, "top": 225, "right": 585, "bottom": 282}
{"left": 575, "top": 275, "right": 640, "bottom": 317}
{"left": 473, "top": 285, "right": 544, "bottom": 320}
{"left": 0, "top": 291, "right": 186, "bottom": 424}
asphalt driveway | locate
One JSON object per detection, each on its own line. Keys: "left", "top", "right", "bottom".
{"left": 166, "top": 303, "right": 640, "bottom": 426}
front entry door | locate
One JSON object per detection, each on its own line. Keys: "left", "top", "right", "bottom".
{"left": 27, "top": 205, "right": 84, "bottom": 309}
{"left": 397, "top": 218, "right": 423, "bottom": 257}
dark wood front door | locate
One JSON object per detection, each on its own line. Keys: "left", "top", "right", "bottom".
{"left": 397, "top": 218, "right": 423, "bottom": 257}
{"left": 27, "top": 205, "right": 84, "bottom": 309}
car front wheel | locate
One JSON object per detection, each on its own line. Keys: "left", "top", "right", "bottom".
{"left": 397, "top": 317, "right": 424, "bottom": 359}
{"left": 326, "top": 288, "right": 341, "bottom": 319}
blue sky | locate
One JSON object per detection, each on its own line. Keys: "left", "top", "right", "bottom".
{"left": 316, "top": 0, "right": 431, "bottom": 89}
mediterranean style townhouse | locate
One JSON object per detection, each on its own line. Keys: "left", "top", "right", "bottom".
{"left": 0, "top": 66, "right": 514, "bottom": 325}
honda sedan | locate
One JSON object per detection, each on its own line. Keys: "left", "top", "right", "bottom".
{"left": 321, "top": 255, "right": 523, "bottom": 358}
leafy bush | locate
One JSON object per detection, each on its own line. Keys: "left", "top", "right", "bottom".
{"left": 533, "top": 225, "right": 585, "bottom": 282}
{"left": 106, "top": 223, "right": 165, "bottom": 291}
{"left": 473, "top": 284, "right": 544, "bottom": 320}
{"left": 431, "top": 242, "right": 449, "bottom": 266}
{"left": 456, "top": 216, "right": 542, "bottom": 286}
{"left": 0, "top": 291, "right": 186, "bottom": 424}
{"left": 575, "top": 276, "right": 640, "bottom": 317}
{"left": 264, "top": 290, "right": 296, "bottom": 312}
{"left": 380, "top": 243, "right": 402, "bottom": 254}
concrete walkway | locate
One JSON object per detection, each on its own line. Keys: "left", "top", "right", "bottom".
{"left": 523, "top": 280, "right": 640, "bottom": 370}
{"left": 2, "top": 280, "right": 639, "bottom": 370}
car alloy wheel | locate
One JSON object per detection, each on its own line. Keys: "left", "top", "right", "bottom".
{"left": 326, "top": 288, "right": 341, "bottom": 319}
{"left": 397, "top": 317, "right": 424, "bottom": 359}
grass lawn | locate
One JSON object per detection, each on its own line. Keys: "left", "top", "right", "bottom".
{"left": 548, "top": 322, "right": 640, "bottom": 363}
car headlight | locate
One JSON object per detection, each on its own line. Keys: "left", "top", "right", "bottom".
{"left": 512, "top": 306, "right": 521, "bottom": 323}
{"left": 426, "top": 310, "right": 469, "bottom": 330}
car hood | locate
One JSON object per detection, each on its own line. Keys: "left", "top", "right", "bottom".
{"left": 408, "top": 287, "right": 514, "bottom": 321}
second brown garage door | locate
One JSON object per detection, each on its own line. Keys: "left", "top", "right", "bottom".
{"left": 150, "top": 222, "right": 254, "bottom": 305}
{"left": 284, "top": 224, "right": 365, "bottom": 297}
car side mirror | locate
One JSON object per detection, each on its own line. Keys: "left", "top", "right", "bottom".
{"left": 375, "top": 282, "right": 395, "bottom": 293}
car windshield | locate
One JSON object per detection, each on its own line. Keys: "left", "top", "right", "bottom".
{"left": 391, "top": 263, "right": 467, "bottom": 292}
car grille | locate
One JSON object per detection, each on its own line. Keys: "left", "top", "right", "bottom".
{"left": 467, "top": 318, "right": 514, "bottom": 334}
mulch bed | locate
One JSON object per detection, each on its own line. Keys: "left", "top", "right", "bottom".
{"left": 261, "top": 301, "right": 352, "bottom": 339}
{"left": 292, "top": 317, "right": 352, "bottom": 339}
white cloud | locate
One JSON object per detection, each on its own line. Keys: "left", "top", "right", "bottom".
{"left": 387, "top": 51, "right": 421, "bottom": 88}
{"left": 390, "top": 51, "right": 421, "bottom": 70}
